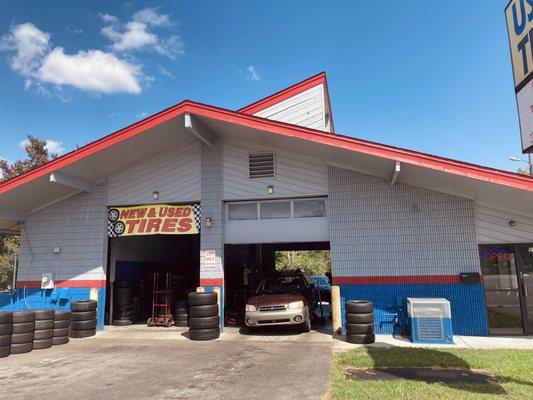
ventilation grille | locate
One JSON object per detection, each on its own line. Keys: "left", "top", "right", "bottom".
{"left": 249, "top": 153, "right": 275, "bottom": 179}
{"left": 416, "top": 317, "right": 444, "bottom": 341}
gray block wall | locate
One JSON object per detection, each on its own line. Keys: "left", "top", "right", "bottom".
{"left": 17, "top": 182, "right": 107, "bottom": 283}
{"left": 200, "top": 136, "right": 224, "bottom": 283}
{"left": 327, "top": 166, "right": 480, "bottom": 278}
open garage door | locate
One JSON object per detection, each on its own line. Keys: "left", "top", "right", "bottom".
{"left": 224, "top": 198, "right": 329, "bottom": 244}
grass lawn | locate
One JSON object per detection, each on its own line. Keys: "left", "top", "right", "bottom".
{"left": 328, "top": 347, "right": 533, "bottom": 400}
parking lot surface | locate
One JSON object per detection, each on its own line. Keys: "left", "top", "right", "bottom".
{"left": 0, "top": 328, "right": 332, "bottom": 400}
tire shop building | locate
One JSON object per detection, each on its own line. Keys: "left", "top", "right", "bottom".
{"left": 0, "top": 72, "right": 532, "bottom": 336}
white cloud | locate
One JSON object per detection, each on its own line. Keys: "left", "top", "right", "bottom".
{"left": 135, "top": 111, "right": 148, "bottom": 118}
{"left": 246, "top": 65, "right": 260, "bottom": 82}
{"left": 101, "top": 8, "right": 184, "bottom": 59}
{"left": 0, "top": 23, "right": 142, "bottom": 95}
{"left": 38, "top": 47, "right": 142, "bottom": 94}
{"left": 158, "top": 66, "right": 174, "bottom": 78}
{"left": 19, "top": 138, "right": 66, "bottom": 155}
{"left": 0, "top": 23, "right": 50, "bottom": 76}
{"left": 100, "top": 13, "right": 118, "bottom": 24}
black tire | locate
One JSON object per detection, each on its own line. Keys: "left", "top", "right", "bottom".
{"left": 54, "top": 320, "right": 70, "bottom": 329}
{"left": 10, "top": 342, "right": 33, "bottom": 354}
{"left": 71, "top": 310, "right": 97, "bottom": 321}
{"left": 346, "top": 323, "right": 374, "bottom": 334}
{"left": 12, "top": 322, "right": 34, "bottom": 334}
{"left": 0, "top": 334, "right": 11, "bottom": 346}
{"left": 301, "top": 317, "right": 312, "bottom": 333}
{"left": 0, "top": 312, "right": 13, "bottom": 324}
{"left": 53, "top": 336, "right": 69, "bottom": 345}
{"left": 346, "top": 313, "right": 374, "bottom": 324}
{"left": 188, "top": 292, "right": 217, "bottom": 306}
{"left": 346, "top": 333, "right": 375, "bottom": 344}
{"left": 71, "top": 319, "right": 97, "bottom": 330}
{"left": 174, "top": 320, "right": 188, "bottom": 327}
{"left": 189, "top": 316, "right": 220, "bottom": 329}
{"left": 34, "top": 309, "right": 55, "bottom": 320}
{"left": 54, "top": 310, "right": 72, "bottom": 321}
{"left": 174, "top": 313, "right": 188, "bottom": 322}
{"left": 12, "top": 311, "right": 35, "bottom": 323}
{"left": 346, "top": 301, "right": 373, "bottom": 314}
{"left": 175, "top": 300, "right": 188, "bottom": 308}
{"left": 0, "top": 345, "right": 9, "bottom": 358}
{"left": 112, "top": 320, "right": 132, "bottom": 326}
{"left": 174, "top": 307, "right": 188, "bottom": 314}
{"left": 189, "top": 328, "right": 220, "bottom": 341}
{"left": 0, "top": 323, "right": 13, "bottom": 335}
{"left": 53, "top": 328, "right": 70, "bottom": 337}
{"left": 71, "top": 300, "right": 97, "bottom": 312}
{"left": 11, "top": 332, "right": 33, "bottom": 344}
{"left": 34, "top": 329, "right": 53, "bottom": 340}
{"left": 188, "top": 304, "right": 218, "bottom": 317}
{"left": 70, "top": 329, "right": 96, "bottom": 338}
{"left": 33, "top": 338, "right": 53, "bottom": 350}
{"left": 35, "top": 319, "right": 54, "bottom": 330}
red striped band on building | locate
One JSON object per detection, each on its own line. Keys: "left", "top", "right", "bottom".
{"left": 16, "top": 280, "right": 106, "bottom": 289}
{"left": 333, "top": 275, "right": 481, "bottom": 285}
{"left": 199, "top": 278, "right": 224, "bottom": 287}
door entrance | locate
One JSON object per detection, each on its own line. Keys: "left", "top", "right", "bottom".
{"left": 479, "top": 244, "right": 533, "bottom": 335}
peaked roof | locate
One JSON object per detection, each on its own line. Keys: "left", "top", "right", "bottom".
{"left": 0, "top": 74, "right": 532, "bottom": 200}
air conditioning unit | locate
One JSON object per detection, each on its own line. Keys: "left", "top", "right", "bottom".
{"left": 407, "top": 298, "right": 453, "bottom": 344}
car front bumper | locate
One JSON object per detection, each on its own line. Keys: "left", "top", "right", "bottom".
{"left": 245, "top": 307, "right": 309, "bottom": 327}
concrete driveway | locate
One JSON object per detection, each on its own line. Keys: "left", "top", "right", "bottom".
{"left": 0, "top": 327, "right": 332, "bottom": 400}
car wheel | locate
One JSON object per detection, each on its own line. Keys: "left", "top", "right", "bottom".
{"left": 301, "top": 316, "right": 311, "bottom": 333}
{"left": 108, "top": 208, "right": 120, "bottom": 222}
{"left": 113, "top": 221, "right": 126, "bottom": 236}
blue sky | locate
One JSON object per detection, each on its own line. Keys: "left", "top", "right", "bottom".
{"left": 0, "top": 1, "right": 526, "bottom": 172}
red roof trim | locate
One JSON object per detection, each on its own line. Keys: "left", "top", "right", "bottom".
{"left": 1, "top": 99, "right": 532, "bottom": 196}
{"left": 238, "top": 72, "right": 328, "bottom": 115}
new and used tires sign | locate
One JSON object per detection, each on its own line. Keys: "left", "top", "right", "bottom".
{"left": 108, "top": 204, "right": 201, "bottom": 237}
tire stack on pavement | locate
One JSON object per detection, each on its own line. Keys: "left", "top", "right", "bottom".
{"left": 11, "top": 310, "right": 35, "bottom": 354}
{"left": 70, "top": 300, "right": 97, "bottom": 338}
{"left": 188, "top": 292, "right": 220, "bottom": 340}
{"left": 174, "top": 299, "right": 188, "bottom": 327}
{"left": 113, "top": 281, "right": 134, "bottom": 326}
{"left": 345, "top": 300, "right": 375, "bottom": 344}
{"left": 33, "top": 309, "right": 55, "bottom": 350}
{"left": 53, "top": 311, "right": 71, "bottom": 346}
{"left": 0, "top": 312, "right": 12, "bottom": 358}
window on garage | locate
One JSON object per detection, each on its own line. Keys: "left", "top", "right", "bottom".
{"left": 226, "top": 198, "right": 327, "bottom": 221}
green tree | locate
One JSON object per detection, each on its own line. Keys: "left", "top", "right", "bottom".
{"left": 0, "top": 135, "right": 56, "bottom": 291}
{"left": 516, "top": 167, "right": 531, "bottom": 176}
{"left": 275, "top": 250, "right": 331, "bottom": 276}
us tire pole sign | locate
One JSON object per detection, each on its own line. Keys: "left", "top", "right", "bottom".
{"left": 506, "top": 0, "right": 533, "bottom": 153}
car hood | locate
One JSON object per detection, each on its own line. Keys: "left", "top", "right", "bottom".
{"left": 247, "top": 293, "right": 306, "bottom": 308}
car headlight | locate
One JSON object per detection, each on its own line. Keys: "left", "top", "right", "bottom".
{"left": 245, "top": 304, "right": 257, "bottom": 312}
{"left": 287, "top": 301, "right": 304, "bottom": 309}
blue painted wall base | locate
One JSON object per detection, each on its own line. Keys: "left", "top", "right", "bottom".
{"left": 340, "top": 283, "right": 488, "bottom": 336}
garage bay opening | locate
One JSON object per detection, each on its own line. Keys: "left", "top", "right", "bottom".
{"left": 105, "top": 204, "right": 201, "bottom": 326}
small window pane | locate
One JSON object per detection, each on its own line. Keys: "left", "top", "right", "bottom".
{"left": 294, "top": 199, "right": 326, "bottom": 218}
{"left": 228, "top": 203, "right": 258, "bottom": 221}
{"left": 260, "top": 202, "right": 291, "bottom": 219}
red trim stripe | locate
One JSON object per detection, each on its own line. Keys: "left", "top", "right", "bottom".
{"left": 16, "top": 280, "right": 106, "bottom": 289}
{"left": 333, "top": 275, "right": 481, "bottom": 285}
{"left": 200, "top": 278, "right": 224, "bottom": 287}
{"left": 1, "top": 100, "right": 532, "bottom": 196}
{"left": 238, "top": 72, "right": 328, "bottom": 115}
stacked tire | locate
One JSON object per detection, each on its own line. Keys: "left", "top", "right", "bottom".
{"left": 33, "top": 309, "right": 54, "bottom": 350}
{"left": 188, "top": 292, "right": 219, "bottom": 340}
{"left": 0, "top": 312, "right": 12, "bottom": 358}
{"left": 345, "top": 300, "right": 375, "bottom": 344}
{"left": 53, "top": 311, "right": 71, "bottom": 345}
{"left": 70, "top": 300, "right": 97, "bottom": 338}
{"left": 113, "top": 281, "right": 134, "bottom": 326}
{"left": 11, "top": 311, "right": 35, "bottom": 354}
{"left": 174, "top": 299, "right": 188, "bottom": 327}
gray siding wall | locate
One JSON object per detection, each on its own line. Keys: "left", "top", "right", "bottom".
{"left": 254, "top": 84, "right": 326, "bottom": 131}
{"left": 200, "top": 136, "right": 224, "bottom": 282}
{"left": 475, "top": 198, "right": 533, "bottom": 244}
{"left": 327, "top": 166, "right": 480, "bottom": 277}
{"left": 107, "top": 140, "right": 201, "bottom": 205}
{"left": 18, "top": 183, "right": 107, "bottom": 282}
{"left": 222, "top": 137, "right": 327, "bottom": 200}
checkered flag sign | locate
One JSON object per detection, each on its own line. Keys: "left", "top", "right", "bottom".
{"left": 192, "top": 203, "right": 201, "bottom": 231}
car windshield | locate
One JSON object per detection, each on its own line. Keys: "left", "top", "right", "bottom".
{"left": 312, "top": 276, "right": 329, "bottom": 286}
{"left": 258, "top": 276, "right": 305, "bottom": 294}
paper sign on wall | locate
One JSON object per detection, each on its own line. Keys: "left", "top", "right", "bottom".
{"left": 204, "top": 250, "right": 216, "bottom": 268}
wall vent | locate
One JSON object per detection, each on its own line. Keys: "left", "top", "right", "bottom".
{"left": 249, "top": 153, "right": 275, "bottom": 179}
